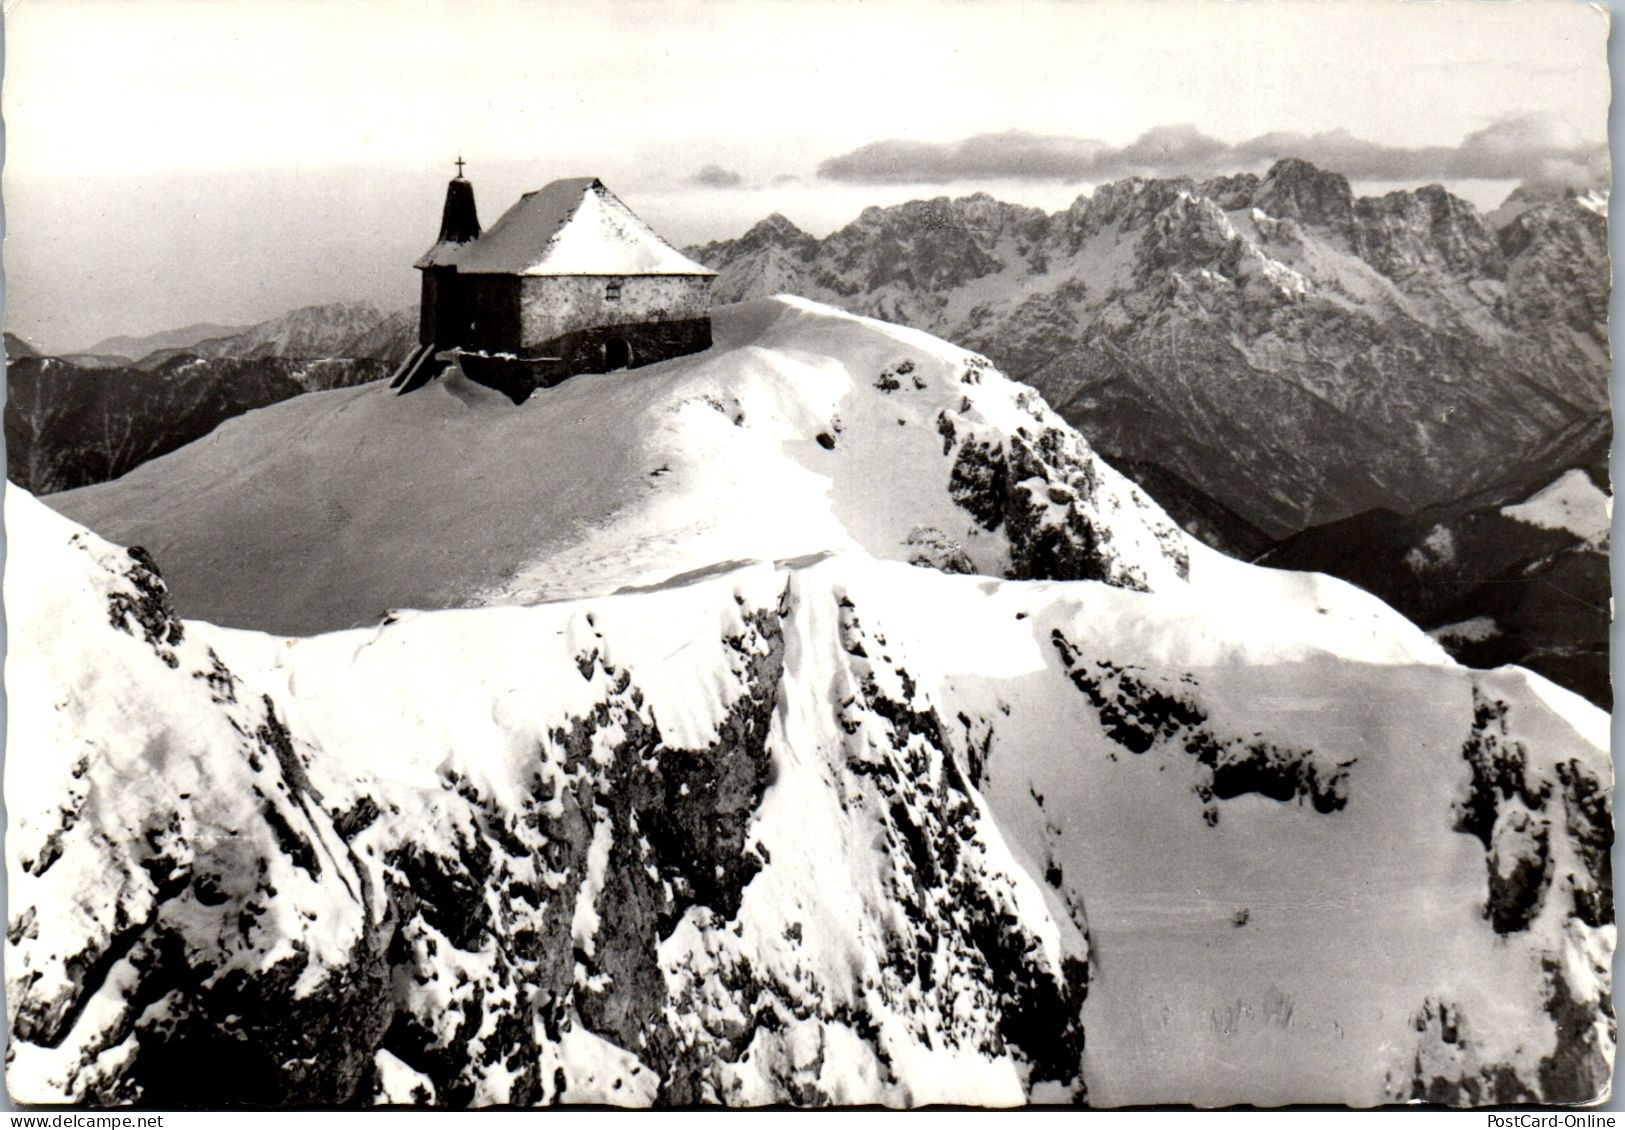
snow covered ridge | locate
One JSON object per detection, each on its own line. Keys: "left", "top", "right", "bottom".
{"left": 46, "top": 297, "right": 1189, "bottom": 636}
{"left": 5, "top": 486, "right": 1612, "bottom": 1107}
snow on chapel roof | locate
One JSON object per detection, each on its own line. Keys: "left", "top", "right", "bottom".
{"left": 417, "top": 177, "right": 715, "bottom": 277}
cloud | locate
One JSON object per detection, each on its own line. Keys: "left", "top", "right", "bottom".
{"left": 817, "top": 117, "right": 1608, "bottom": 189}
{"left": 1230, "top": 129, "right": 1453, "bottom": 180}
{"left": 1447, "top": 115, "right": 1607, "bottom": 182}
{"left": 816, "top": 130, "right": 1110, "bottom": 184}
{"left": 689, "top": 163, "right": 746, "bottom": 189}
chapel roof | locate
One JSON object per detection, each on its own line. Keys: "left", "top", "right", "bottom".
{"left": 416, "top": 177, "right": 715, "bottom": 277}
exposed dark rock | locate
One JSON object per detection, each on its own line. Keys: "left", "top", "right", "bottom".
{"left": 1452, "top": 691, "right": 1548, "bottom": 849}
{"left": 948, "top": 438, "right": 1008, "bottom": 531}
{"left": 1555, "top": 759, "right": 1613, "bottom": 928}
{"left": 106, "top": 545, "right": 185, "bottom": 667}
{"left": 1395, "top": 954, "right": 1615, "bottom": 1106}
{"left": 1451, "top": 687, "right": 1612, "bottom": 942}
{"left": 943, "top": 400, "right": 1187, "bottom": 588}
{"left": 1052, "top": 630, "right": 1352, "bottom": 819}
{"left": 1485, "top": 811, "right": 1551, "bottom": 935}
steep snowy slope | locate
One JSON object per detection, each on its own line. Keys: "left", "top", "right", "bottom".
{"left": 49, "top": 298, "right": 1191, "bottom": 635}
{"left": 6, "top": 491, "right": 1089, "bottom": 1106}
{"left": 6, "top": 486, "right": 1610, "bottom": 1106}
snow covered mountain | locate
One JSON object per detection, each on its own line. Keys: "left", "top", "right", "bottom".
{"left": 12, "top": 298, "right": 1613, "bottom": 1106}
{"left": 46, "top": 298, "right": 1192, "bottom": 636}
{"left": 1, "top": 303, "right": 419, "bottom": 497}
{"left": 688, "top": 161, "right": 1610, "bottom": 539}
{"left": 131, "top": 302, "right": 398, "bottom": 367}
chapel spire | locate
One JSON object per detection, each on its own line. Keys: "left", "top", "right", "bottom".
{"left": 437, "top": 156, "right": 480, "bottom": 245}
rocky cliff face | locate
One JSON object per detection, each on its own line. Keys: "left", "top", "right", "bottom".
{"left": 689, "top": 160, "right": 1609, "bottom": 538}
{"left": 10, "top": 299, "right": 1613, "bottom": 1107}
{"left": 7, "top": 493, "right": 1092, "bottom": 1106}
{"left": 7, "top": 479, "right": 1610, "bottom": 1106}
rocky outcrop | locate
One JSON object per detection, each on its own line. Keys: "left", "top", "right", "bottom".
{"left": 6, "top": 514, "right": 396, "bottom": 1106}
{"left": 1384, "top": 684, "right": 1614, "bottom": 1103}
{"left": 6, "top": 494, "right": 1092, "bottom": 1107}
{"left": 932, "top": 355, "right": 1188, "bottom": 590}
{"left": 1049, "top": 630, "right": 1353, "bottom": 825}
{"left": 1452, "top": 689, "right": 1611, "bottom": 937}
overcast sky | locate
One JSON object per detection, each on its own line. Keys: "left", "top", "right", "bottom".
{"left": 3, "top": 0, "right": 1610, "bottom": 352}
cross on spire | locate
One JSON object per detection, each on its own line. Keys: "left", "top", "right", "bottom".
{"left": 455, "top": 155, "right": 466, "bottom": 178}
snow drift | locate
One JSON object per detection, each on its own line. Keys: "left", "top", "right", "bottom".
{"left": 8, "top": 297, "right": 1613, "bottom": 1107}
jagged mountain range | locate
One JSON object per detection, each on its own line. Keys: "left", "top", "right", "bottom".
{"left": 12, "top": 160, "right": 1607, "bottom": 540}
{"left": 687, "top": 160, "right": 1609, "bottom": 539}
{"left": 11, "top": 298, "right": 1612, "bottom": 1106}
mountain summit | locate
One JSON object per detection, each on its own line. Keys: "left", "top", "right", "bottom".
{"left": 15, "top": 297, "right": 1613, "bottom": 1106}
{"left": 47, "top": 297, "right": 1192, "bottom": 635}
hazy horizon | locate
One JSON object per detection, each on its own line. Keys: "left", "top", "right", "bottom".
{"left": 2, "top": 0, "right": 1609, "bottom": 354}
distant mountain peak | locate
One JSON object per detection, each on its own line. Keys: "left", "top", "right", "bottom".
{"left": 1488, "top": 181, "right": 1612, "bottom": 229}
{"left": 1253, "top": 158, "right": 1355, "bottom": 228}
{"left": 750, "top": 212, "right": 808, "bottom": 238}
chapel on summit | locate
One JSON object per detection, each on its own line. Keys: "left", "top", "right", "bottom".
{"left": 392, "top": 161, "right": 717, "bottom": 403}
